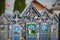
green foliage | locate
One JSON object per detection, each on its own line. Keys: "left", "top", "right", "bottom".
{"left": 0, "top": 0, "right": 5, "bottom": 16}
{"left": 14, "top": 0, "right": 26, "bottom": 13}
{"left": 0, "top": 27, "right": 4, "bottom": 30}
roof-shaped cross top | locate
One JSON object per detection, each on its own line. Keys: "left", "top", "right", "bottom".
{"left": 11, "top": 10, "right": 21, "bottom": 24}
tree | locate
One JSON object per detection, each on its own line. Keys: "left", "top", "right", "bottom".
{"left": 14, "top": 0, "right": 26, "bottom": 13}
{"left": 0, "top": 0, "right": 5, "bottom": 16}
